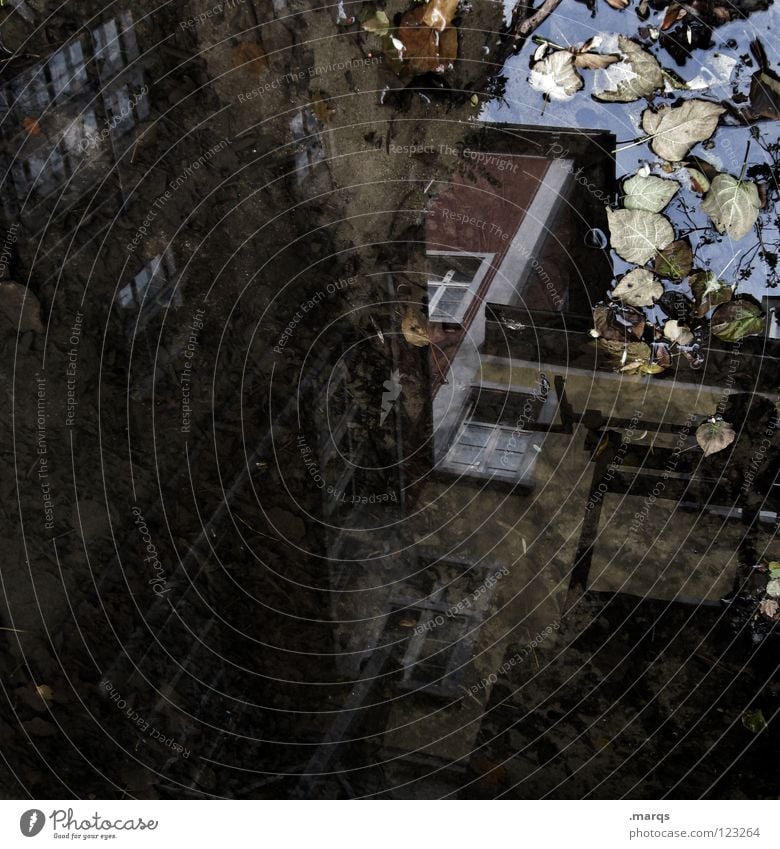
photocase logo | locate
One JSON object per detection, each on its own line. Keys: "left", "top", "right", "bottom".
{"left": 20, "top": 809, "right": 45, "bottom": 837}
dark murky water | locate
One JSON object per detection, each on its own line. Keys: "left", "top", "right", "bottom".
{"left": 0, "top": 0, "right": 778, "bottom": 799}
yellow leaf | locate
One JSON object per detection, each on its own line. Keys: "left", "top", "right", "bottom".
{"left": 402, "top": 308, "right": 430, "bottom": 347}
{"left": 35, "top": 684, "right": 54, "bottom": 702}
{"left": 422, "top": 0, "right": 459, "bottom": 31}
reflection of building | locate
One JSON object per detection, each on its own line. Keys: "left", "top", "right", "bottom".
{"left": 0, "top": 10, "right": 148, "bottom": 225}
{"left": 304, "top": 125, "right": 780, "bottom": 797}
{"left": 294, "top": 126, "right": 619, "bottom": 795}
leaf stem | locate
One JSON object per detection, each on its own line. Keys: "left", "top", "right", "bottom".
{"left": 738, "top": 140, "right": 751, "bottom": 185}
{"left": 613, "top": 136, "right": 650, "bottom": 154}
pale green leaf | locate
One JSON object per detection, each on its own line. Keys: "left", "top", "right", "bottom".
{"left": 701, "top": 173, "right": 761, "bottom": 241}
{"left": 529, "top": 51, "right": 584, "bottom": 101}
{"left": 641, "top": 100, "right": 725, "bottom": 162}
{"left": 623, "top": 174, "right": 679, "bottom": 212}
{"left": 612, "top": 269, "right": 663, "bottom": 306}
{"left": 593, "top": 36, "right": 664, "bottom": 102}
{"left": 606, "top": 208, "right": 675, "bottom": 265}
{"left": 710, "top": 300, "right": 765, "bottom": 342}
{"left": 696, "top": 419, "right": 736, "bottom": 456}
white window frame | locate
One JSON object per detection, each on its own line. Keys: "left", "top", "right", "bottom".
{"left": 426, "top": 250, "right": 494, "bottom": 324}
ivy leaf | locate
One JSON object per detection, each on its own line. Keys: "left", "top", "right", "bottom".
{"left": 612, "top": 268, "right": 663, "bottom": 306}
{"left": 710, "top": 300, "right": 765, "bottom": 342}
{"left": 696, "top": 418, "right": 736, "bottom": 456}
{"left": 663, "top": 319, "right": 694, "bottom": 346}
{"left": 741, "top": 709, "right": 767, "bottom": 734}
{"left": 653, "top": 239, "right": 692, "bottom": 281}
{"left": 421, "top": 0, "right": 459, "bottom": 31}
{"left": 529, "top": 51, "right": 584, "bottom": 101}
{"left": 606, "top": 208, "right": 675, "bottom": 265}
{"left": 35, "top": 684, "right": 54, "bottom": 702}
{"left": 360, "top": 8, "right": 391, "bottom": 37}
{"left": 598, "top": 339, "right": 653, "bottom": 372}
{"left": 701, "top": 174, "right": 761, "bottom": 241}
{"left": 623, "top": 174, "right": 679, "bottom": 212}
{"left": 690, "top": 270, "right": 732, "bottom": 317}
{"left": 750, "top": 68, "right": 780, "bottom": 121}
{"left": 593, "top": 36, "right": 664, "bottom": 102}
{"left": 402, "top": 307, "right": 430, "bottom": 347}
{"left": 569, "top": 38, "right": 621, "bottom": 70}
{"left": 686, "top": 167, "right": 710, "bottom": 194}
{"left": 641, "top": 100, "right": 725, "bottom": 162}
{"left": 0, "top": 281, "right": 44, "bottom": 333}
{"left": 574, "top": 51, "right": 620, "bottom": 70}
{"left": 231, "top": 42, "right": 268, "bottom": 81}
{"left": 592, "top": 302, "right": 646, "bottom": 341}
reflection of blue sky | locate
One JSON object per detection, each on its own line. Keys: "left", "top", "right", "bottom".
{"left": 484, "top": 4, "right": 780, "bottom": 302}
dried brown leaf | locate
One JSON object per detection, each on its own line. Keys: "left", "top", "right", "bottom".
{"left": 231, "top": 41, "right": 267, "bottom": 81}
{"left": 402, "top": 308, "right": 431, "bottom": 347}
{"left": 696, "top": 419, "right": 736, "bottom": 457}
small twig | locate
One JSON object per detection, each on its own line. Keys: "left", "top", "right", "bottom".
{"left": 513, "top": 0, "right": 565, "bottom": 40}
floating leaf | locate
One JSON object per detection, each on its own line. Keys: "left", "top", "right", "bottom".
{"left": 575, "top": 52, "right": 620, "bottom": 70}
{"left": 652, "top": 341, "right": 672, "bottom": 369}
{"left": 653, "top": 239, "right": 692, "bottom": 281}
{"left": 606, "top": 208, "right": 675, "bottom": 265}
{"left": 421, "top": 0, "right": 459, "bottom": 31}
{"left": 623, "top": 174, "right": 679, "bottom": 212}
{"left": 402, "top": 307, "right": 430, "bottom": 347}
{"left": 686, "top": 167, "right": 710, "bottom": 194}
{"left": 231, "top": 41, "right": 267, "bottom": 80}
{"left": 22, "top": 116, "right": 42, "bottom": 136}
{"left": 593, "top": 36, "right": 663, "bottom": 102}
{"left": 312, "top": 95, "right": 336, "bottom": 124}
{"left": 741, "top": 709, "right": 767, "bottom": 734}
{"left": 750, "top": 70, "right": 780, "bottom": 120}
{"left": 690, "top": 270, "right": 732, "bottom": 316}
{"left": 658, "top": 290, "right": 694, "bottom": 325}
{"left": 360, "top": 8, "right": 391, "bottom": 37}
{"left": 598, "top": 338, "right": 652, "bottom": 372}
{"left": 612, "top": 269, "right": 663, "bottom": 306}
{"left": 749, "top": 40, "right": 780, "bottom": 120}
{"left": 641, "top": 100, "right": 725, "bottom": 162}
{"left": 663, "top": 319, "right": 694, "bottom": 346}
{"left": 701, "top": 174, "right": 761, "bottom": 241}
{"left": 768, "top": 561, "right": 780, "bottom": 579}
{"left": 593, "top": 302, "right": 646, "bottom": 341}
{"left": 661, "top": 2, "right": 687, "bottom": 30}
{"left": 710, "top": 300, "right": 765, "bottom": 342}
{"left": 696, "top": 418, "right": 736, "bottom": 456}
{"left": 759, "top": 598, "right": 779, "bottom": 618}
{"left": 767, "top": 578, "right": 780, "bottom": 598}
{"left": 529, "top": 51, "right": 584, "bottom": 102}
{"left": 35, "top": 684, "right": 54, "bottom": 702}
{"left": 397, "top": 6, "right": 457, "bottom": 74}
{"left": 571, "top": 39, "right": 621, "bottom": 69}
{"left": 0, "top": 281, "right": 43, "bottom": 333}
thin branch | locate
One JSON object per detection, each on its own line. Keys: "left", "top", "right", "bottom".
{"left": 513, "top": 0, "right": 565, "bottom": 40}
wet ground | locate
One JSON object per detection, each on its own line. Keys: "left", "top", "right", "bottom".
{"left": 0, "top": 0, "right": 778, "bottom": 798}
